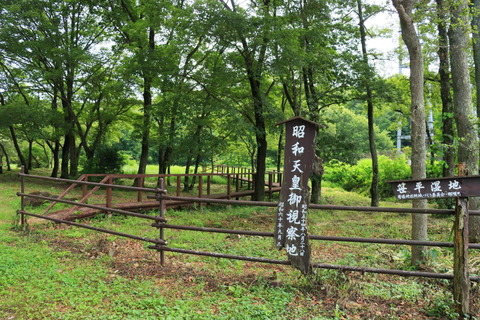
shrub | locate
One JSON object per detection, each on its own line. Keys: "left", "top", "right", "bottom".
{"left": 82, "top": 144, "right": 126, "bottom": 175}
{"left": 323, "top": 159, "right": 352, "bottom": 185}
{"left": 324, "top": 155, "right": 411, "bottom": 199}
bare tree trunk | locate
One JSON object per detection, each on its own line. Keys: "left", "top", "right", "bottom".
{"left": 184, "top": 157, "right": 191, "bottom": 191}
{"left": 302, "top": 67, "right": 322, "bottom": 204}
{"left": 449, "top": 0, "right": 480, "bottom": 242}
{"left": 0, "top": 93, "right": 28, "bottom": 173}
{"left": 437, "top": 0, "right": 455, "bottom": 179}
{"left": 136, "top": 27, "right": 155, "bottom": 185}
{"left": 137, "top": 75, "right": 151, "bottom": 178}
{"left": 190, "top": 153, "right": 202, "bottom": 190}
{"left": 472, "top": 0, "right": 480, "bottom": 117}
{"left": 50, "top": 141, "right": 60, "bottom": 178}
{"left": 0, "top": 142, "right": 10, "bottom": 171}
{"left": 27, "top": 140, "right": 33, "bottom": 170}
{"left": 61, "top": 133, "right": 70, "bottom": 178}
{"left": 392, "top": 0, "right": 428, "bottom": 267}
{"left": 471, "top": 0, "right": 480, "bottom": 241}
{"left": 357, "top": 0, "right": 379, "bottom": 207}
{"left": 69, "top": 134, "right": 78, "bottom": 177}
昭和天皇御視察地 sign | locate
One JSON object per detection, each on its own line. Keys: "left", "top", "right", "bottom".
{"left": 274, "top": 117, "right": 323, "bottom": 275}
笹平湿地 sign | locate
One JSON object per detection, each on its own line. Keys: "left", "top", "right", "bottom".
{"left": 388, "top": 176, "right": 480, "bottom": 200}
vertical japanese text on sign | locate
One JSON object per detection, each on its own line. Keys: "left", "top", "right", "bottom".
{"left": 274, "top": 117, "right": 320, "bottom": 274}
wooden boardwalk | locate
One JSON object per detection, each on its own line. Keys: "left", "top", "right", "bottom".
{"left": 41, "top": 172, "right": 282, "bottom": 221}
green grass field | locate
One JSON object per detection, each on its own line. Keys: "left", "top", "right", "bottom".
{"left": 1, "top": 168, "right": 479, "bottom": 319}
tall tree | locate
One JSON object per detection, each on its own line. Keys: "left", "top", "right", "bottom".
{"left": 274, "top": 0, "right": 358, "bottom": 203}
{"left": 436, "top": 0, "right": 455, "bottom": 179}
{"left": 472, "top": 0, "right": 480, "bottom": 118}
{"left": 449, "top": 0, "right": 480, "bottom": 242}
{"left": 357, "top": 0, "right": 379, "bottom": 207}
{"left": 0, "top": 0, "right": 110, "bottom": 178}
{"left": 105, "top": 0, "right": 162, "bottom": 180}
{"left": 392, "top": 0, "right": 428, "bottom": 267}
{"left": 216, "top": 0, "right": 277, "bottom": 201}
{"left": 0, "top": 66, "right": 30, "bottom": 173}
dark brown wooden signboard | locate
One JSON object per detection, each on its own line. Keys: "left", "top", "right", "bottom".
{"left": 275, "top": 117, "right": 319, "bottom": 274}
{"left": 388, "top": 176, "right": 480, "bottom": 200}
{"left": 389, "top": 171, "right": 477, "bottom": 316}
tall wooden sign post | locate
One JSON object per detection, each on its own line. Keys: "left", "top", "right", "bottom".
{"left": 275, "top": 117, "right": 320, "bottom": 274}
{"left": 389, "top": 169, "right": 479, "bottom": 318}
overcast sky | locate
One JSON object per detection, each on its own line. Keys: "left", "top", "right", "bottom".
{"left": 364, "top": 0, "right": 400, "bottom": 77}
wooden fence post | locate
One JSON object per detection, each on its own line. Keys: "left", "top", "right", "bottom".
{"left": 198, "top": 175, "right": 203, "bottom": 198}
{"left": 20, "top": 166, "right": 25, "bottom": 226}
{"left": 137, "top": 176, "right": 144, "bottom": 202}
{"left": 106, "top": 176, "right": 113, "bottom": 218}
{"left": 207, "top": 175, "right": 211, "bottom": 195}
{"left": 227, "top": 174, "right": 231, "bottom": 200}
{"left": 268, "top": 173, "right": 273, "bottom": 202}
{"left": 453, "top": 164, "right": 470, "bottom": 318}
{"left": 176, "top": 176, "right": 181, "bottom": 196}
{"left": 158, "top": 178, "right": 166, "bottom": 266}
{"left": 82, "top": 175, "right": 88, "bottom": 200}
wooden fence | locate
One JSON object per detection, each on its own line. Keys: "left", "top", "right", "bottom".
{"left": 17, "top": 170, "right": 480, "bottom": 316}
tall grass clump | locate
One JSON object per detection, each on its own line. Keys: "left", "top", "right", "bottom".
{"left": 323, "top": 155, "right": 411, "bottom": 199}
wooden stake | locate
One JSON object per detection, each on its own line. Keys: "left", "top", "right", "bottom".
{"left": 453, "top": 163, "right": 470, "bottom": 318}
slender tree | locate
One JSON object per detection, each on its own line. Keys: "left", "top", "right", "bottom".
{"left": 436, "top": 0, "right": 455, "bottom": 179}
{"left": 0, "top": 142, "right": 11, "bottom": 172}
{"left": 217, "top": 0, "right": 276, "bottom": 201}
{"left": 357, "top": 0, "right": 379, "bottom": 207}
{"left": 449, "top": 0, "right": 480, "bottom": 242}
{"left": 392, "top": 0, "right": 428, "bottom": 267}
{"left": 472, "top": 0, "right": 480, "bottom": 118}
{"left": 0, "top": 0, "right": 110, "bottom": 178}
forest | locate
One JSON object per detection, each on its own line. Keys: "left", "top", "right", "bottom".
{"left": 0, "top": 1, "right": 479, "bottom": 217}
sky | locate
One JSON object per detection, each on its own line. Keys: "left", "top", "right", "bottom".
{"left": 364, "top": 0, "right": 401, "bottom": 77}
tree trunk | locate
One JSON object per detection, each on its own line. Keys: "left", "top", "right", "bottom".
{"left": 358, "top": 0, "right": 379, "bottom": 207}
{"left": 302, "top": 66, "right": 323, "bottom": 204}
{"left": 277, "top": 126, "right": 283, "bottom": 174}
{"left": 449, "top": 0, "right": 480, "bottom": 242}
{"left": 471, "top": 0, "right": 480, "bottom": 240}
{"left": 136, "top": 27, "right": 155, "bottom": 184}
{"left": 0, "top": 94, "right": 28, "bottom": 173}
{"left": 245, "top": 60, "right": 267, "bottom": 201}
{"left": 254, "top": 101, "right": 267, "bottom": 201}
{"left": 137, "top": 76, "right": 152, "bottom": 179}
{"left": 51, "top": 141, "right": 60, "bottom": 177}
{"left": 0, "top": 142, "right": 11, "bottom": 171}
{"left": 220, "top": 0, "right": 270, "bottom": 202}
{"left": 472, "top": 0, "right": 480, "bottom": 117}
{"left": 61, "top": 133, "right": 70, "bottom": 178}
{"left": 27, "top": 140, "right": 33, "bottom": 170}
{"left": 190, "top": 153, "right": 202, "bottom": 190}
{"left": 184, "top": 157, "right": 191, "bottom": 191}
{"left": 60, "top": 95, "right": 75, "bottom": 178}
{"left": 392, "top": 0, "right": 428, "bottom": 267}
{"left": 437, "top": 0, "right": 455, "bottom": 178}
{"left": 188, "top": 124, "right": 203, "bottom": 190}
{"left": 69, "top": 135, "right": 78, "bottom": 177}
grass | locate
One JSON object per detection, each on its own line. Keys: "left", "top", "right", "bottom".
{"left": 1, "top": 167, "right": 479, "bottom": 319}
